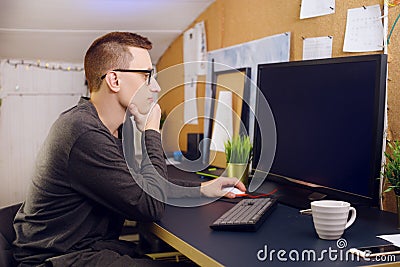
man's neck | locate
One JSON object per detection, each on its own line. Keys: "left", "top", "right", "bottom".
{"left": 90, "top": 91, "right": 125, "bottom": 137}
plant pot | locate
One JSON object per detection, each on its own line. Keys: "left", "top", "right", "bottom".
{"left": 226, "top": 163, "right": 249, "bottom": 187}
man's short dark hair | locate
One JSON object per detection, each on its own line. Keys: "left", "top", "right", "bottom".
{"left": 84, "top": 32, "right": 152, "bottom": 92}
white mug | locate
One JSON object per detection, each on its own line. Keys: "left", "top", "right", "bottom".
{"left": 310, "top": 200, "right": 357, "bottom": 240}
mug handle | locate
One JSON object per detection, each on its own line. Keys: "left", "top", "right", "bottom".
{"left": 345, "top": 207, "right": 357, "bottom": 229}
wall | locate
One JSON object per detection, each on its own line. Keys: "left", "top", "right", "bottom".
{"left": 0, "top": 60, "right": 86, "bottom": 206}
{"left": 157, "top": 0, "right": 400, "bottom": 211}
{"left": 385, "top": 3, "right": 400, "bottom": 212}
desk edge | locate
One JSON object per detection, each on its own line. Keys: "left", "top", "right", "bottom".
{"left": 149, "top": 222, "right": 224, "bottom": 267}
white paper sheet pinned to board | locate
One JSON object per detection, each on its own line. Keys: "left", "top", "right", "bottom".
{"left": 303, "top": 36, "right": 333, "bottom": 60}
{"left": 343, "top": 5, "right": 384, "bottom": 52}
{"left": 183, "top": 77, "right": 198, "bottom": 125}
{"left": 183, "top": 28, "right": 198, "bottom": 124}
{"left": 195, "top": 21, "right": 207, "bottom": 75}
{"left": 300, "top": 0, "right": 335, "bottom": 19}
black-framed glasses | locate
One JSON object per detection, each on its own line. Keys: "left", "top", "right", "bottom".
{"left": 101, "top": 69, "right": 154, "bottom": 85}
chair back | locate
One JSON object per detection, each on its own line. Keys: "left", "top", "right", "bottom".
{"left": 0, "top": 203, "right": 22, "bottom": 267}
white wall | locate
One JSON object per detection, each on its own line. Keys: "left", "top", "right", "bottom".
{"left": 0, "top": 60, "right": 87, "bottom": 207}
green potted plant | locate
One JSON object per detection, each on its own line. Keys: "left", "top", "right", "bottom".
{"left": 224, "top": 135, "right": 253, "bottom": 186}
{"left": 383, "top": 140, "right": 400, "bottom": 228}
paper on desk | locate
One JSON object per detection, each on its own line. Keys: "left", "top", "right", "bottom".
{"left": 343, "top": 4, "right": 384, "bottom": 52}
{"left": 303, "top": 36, "right": 333, "bottom": 60}
{"left": 300, "top": 0, "right": 335, "bottom": 19}
{"left": 377, "top": 234, "right": 400, "bottom": 247}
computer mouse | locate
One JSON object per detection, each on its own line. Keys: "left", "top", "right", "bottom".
{"left": 222, "top": 186, "right": 245, "bottom": 195}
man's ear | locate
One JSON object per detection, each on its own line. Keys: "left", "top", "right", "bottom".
{"left": 105, "top": 71, "right": 120, "bottom": 93}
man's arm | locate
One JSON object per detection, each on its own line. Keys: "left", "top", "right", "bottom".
{"left": 129, "top": 103, "right": 246, "bottom": 199}
{"left": 68, "top": 129, "right": 165, "bottom": 221}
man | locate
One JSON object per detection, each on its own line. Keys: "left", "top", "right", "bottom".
{"left": 13, "top": 32, "right": 245, "bottom": 266}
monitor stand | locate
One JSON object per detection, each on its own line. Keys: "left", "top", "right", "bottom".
{"left": 253, "top": 176, "right": 374, "bottom": 209}
{"left": 254, "top": 178, "right": 316, "bottom": 209}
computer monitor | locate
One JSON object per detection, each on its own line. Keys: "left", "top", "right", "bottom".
{"left": 205, "top": 66, "right": 251, "bottom": 168}
{"left": 253, "top": 54, "right": 387, "bottom": 207}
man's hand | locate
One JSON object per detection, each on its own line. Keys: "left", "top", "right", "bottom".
{"left": 129, "top": 103, "right": 161, "bottom": 132}
{"left": 200, "top": 177, "right": 246, "bottom": 199}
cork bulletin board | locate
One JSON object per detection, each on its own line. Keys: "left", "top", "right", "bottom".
{"left": 157, "top": 0, "right": 386, "bottom": 154}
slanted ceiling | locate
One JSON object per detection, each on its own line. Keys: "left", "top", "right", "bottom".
{"left": 0, "top": 0, "right": 215, "bottom": 64}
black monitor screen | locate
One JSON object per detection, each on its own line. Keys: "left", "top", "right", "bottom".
{"left": 253, "top": 55, "right": 387, "bottom": 204}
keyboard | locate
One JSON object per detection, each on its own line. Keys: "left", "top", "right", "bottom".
{"left": 210, "top": 197, "right": 277, "bottom": 231}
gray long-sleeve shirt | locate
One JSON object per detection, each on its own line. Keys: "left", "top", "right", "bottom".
{"left": 13, "top": 97, "right": 200, "bottom": 265}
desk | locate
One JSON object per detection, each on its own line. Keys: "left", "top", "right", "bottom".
{"left": 147, "top": 166, "right": 400, "bottom": 266}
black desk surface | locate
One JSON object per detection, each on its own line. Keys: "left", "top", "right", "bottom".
{"left": 157, "top": 166, "right": 400, "bottom": 266}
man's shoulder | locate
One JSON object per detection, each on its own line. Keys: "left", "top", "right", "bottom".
{"left": 58, "top": 99, "right": 102, "bottom": 132}
{"left": 46, "top": 99, "right": 107, "bottom": 148}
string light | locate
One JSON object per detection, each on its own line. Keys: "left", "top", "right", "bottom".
{"left": 4, "top": 59, "right": 84, "bottom": 72}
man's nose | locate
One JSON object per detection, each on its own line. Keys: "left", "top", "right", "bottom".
{"left": 149, "top": 77, "right": 161, "bottom": 92}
